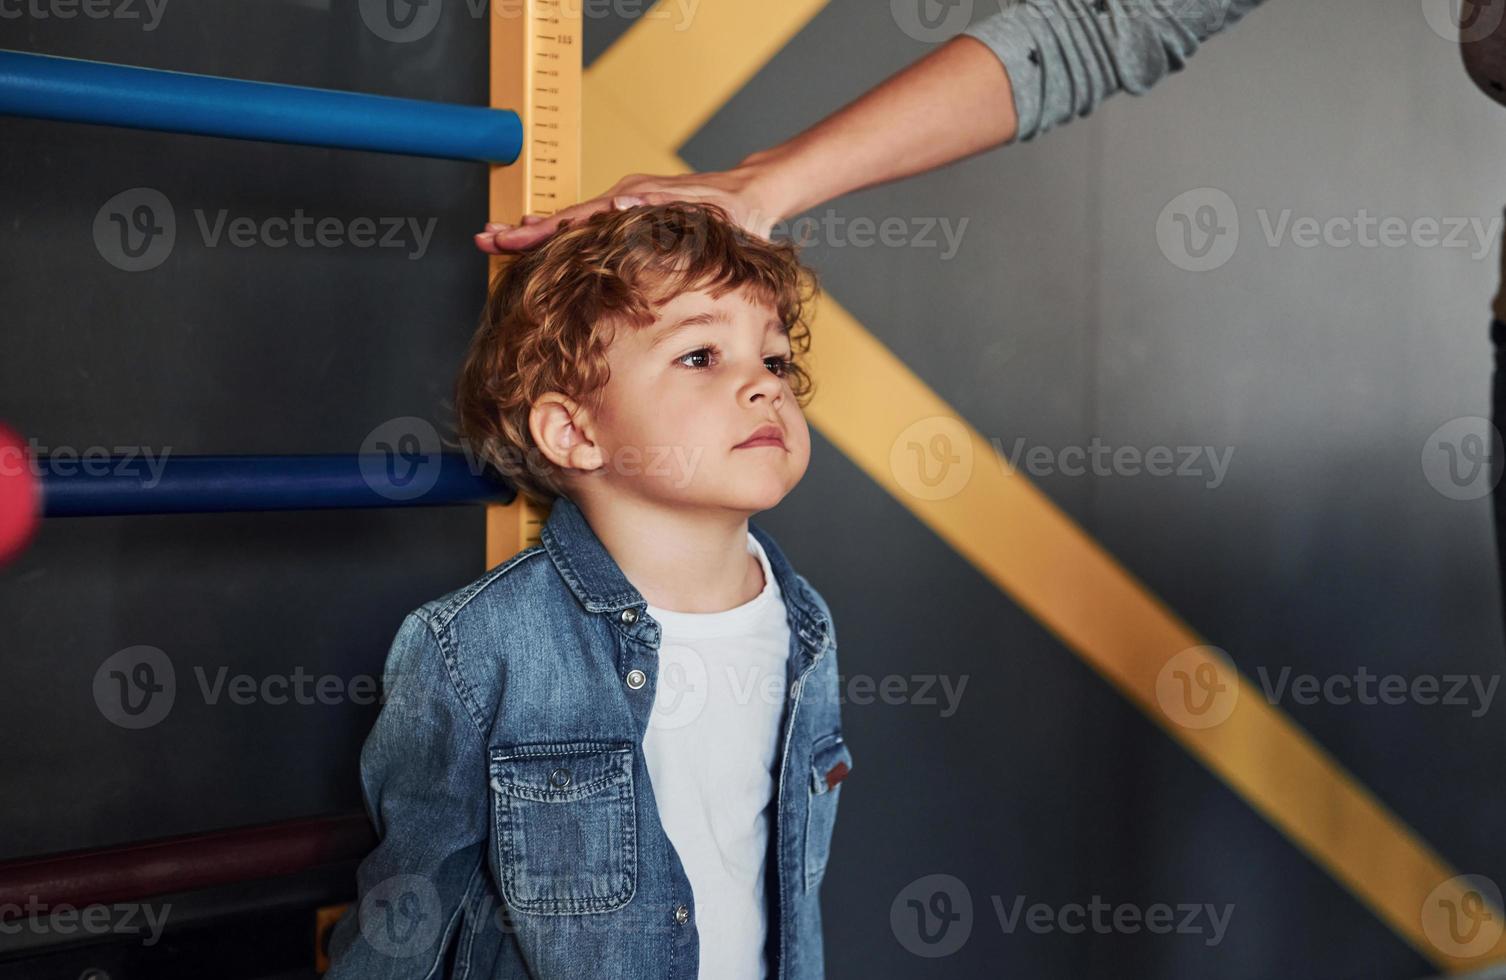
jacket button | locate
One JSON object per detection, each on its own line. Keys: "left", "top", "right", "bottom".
{"left": 620, "top": 608, "right": 638, "bottom": 624}
{"left": 626, "top": 668, "right": 646, "bottom": 690}
{"left": 674, "top": 904, "right": 690, "bottom": 925}
{"left": 549, "top": 767, "right": 572, "bottom": 787}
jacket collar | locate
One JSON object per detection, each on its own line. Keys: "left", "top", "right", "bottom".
{"left": 540, "top": 494, "right": 830, "bottom": 650}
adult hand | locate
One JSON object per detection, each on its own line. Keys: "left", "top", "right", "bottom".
{"left": 473, "top": 163, "right": 786, "bottom": 253}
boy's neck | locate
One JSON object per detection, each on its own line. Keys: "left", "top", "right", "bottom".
{"left": 572, "top": 492, "right": 765, "bottom": 614}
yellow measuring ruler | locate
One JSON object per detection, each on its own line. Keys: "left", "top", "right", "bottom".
{"left": 486, "top": 0, "right": 582, "bottom": 567}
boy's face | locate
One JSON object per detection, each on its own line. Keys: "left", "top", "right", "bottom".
{"left": 580, "top": 283, "right": 811, "bottom": 514}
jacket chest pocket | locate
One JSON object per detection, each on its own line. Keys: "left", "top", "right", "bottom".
{"left": 804, "top": 731, "right": 853, "bottom": 892}
{"left": 489, "top": 741, "right": 638, "bottom": 915}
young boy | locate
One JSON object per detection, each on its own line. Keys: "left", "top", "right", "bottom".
{"left": 326, "top": 202, "right": 854, "bottom": 979}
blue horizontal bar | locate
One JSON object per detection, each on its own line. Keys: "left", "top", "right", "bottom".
{"left": 0, "top": 49, "right": 522, "bottom": 163}
{"left": 39, "top": 454, "right": 515, "bottom": 517}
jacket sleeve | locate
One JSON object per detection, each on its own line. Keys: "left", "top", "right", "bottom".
{"left": 324, "top": 610, "right": 491, "bottom": 979}
{"left": 961, "top": 0, "right": 1267, "bottom": 142}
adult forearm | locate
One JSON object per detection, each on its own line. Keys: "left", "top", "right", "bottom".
{"left": 738, "top": 0, "right": 1265, "bottom": 224}
{"left": 739, "top": 34, "right": 1018, "bottom": 224}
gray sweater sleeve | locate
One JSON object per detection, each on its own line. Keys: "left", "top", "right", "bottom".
{"left": 961, "top": 0, "right": 1267, "bottom": 142}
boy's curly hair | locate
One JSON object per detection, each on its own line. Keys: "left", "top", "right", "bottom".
{"left": 448, "top": 201, "right": 819, "bottom": 505}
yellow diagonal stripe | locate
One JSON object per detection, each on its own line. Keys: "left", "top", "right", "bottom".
{"left": 586, "top": 6, "right": 1506, "bottom": 971}
{"left": 586, "top": 0, "right": 826, "bottom": 151}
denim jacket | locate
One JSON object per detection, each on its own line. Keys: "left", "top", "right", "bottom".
{"left": 326, "top": 494, "right": 853, "bottom": 979}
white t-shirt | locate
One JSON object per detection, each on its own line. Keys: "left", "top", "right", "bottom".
{"left": 643, "top": 532, "right": 791, "bottom": 980}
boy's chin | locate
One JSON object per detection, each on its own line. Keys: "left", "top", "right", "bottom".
{"left": 722, "top": 477, "right": 800, "bottom": 514}
{"left": 652, "top": 477, "right": 797, "bottom": 515}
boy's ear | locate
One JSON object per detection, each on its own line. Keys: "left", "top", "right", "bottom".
{"left": 529, "top": 394, "right": 604, "bottom": 474}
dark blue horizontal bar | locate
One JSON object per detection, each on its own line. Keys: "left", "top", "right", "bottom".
{"left": 39, "top": 454, "right": 515, "bottom": 517}
{"left": 0, "top": 49, "right": 522, "bottom": 163}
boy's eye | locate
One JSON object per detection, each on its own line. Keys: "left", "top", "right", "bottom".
{"left": 677, "top": 347, "right": 715, "bottom": 370}
{"left": 674, "top": 345, "right": 792, "bottom": 376}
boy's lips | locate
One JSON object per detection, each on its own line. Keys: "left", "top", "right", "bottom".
{"left": 734, "top": 423, "right": 786, "bottom": 450}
